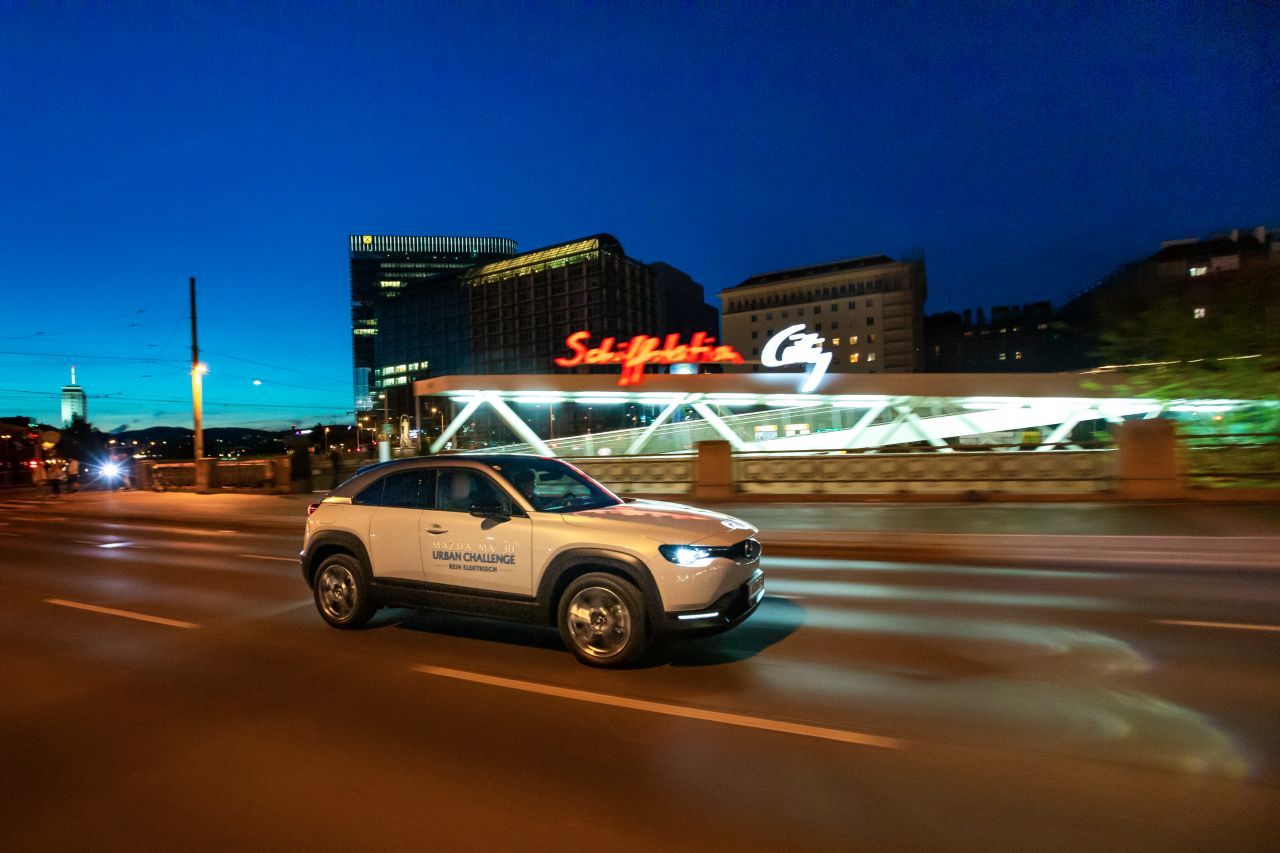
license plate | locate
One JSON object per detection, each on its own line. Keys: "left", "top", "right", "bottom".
{"left": 748, "top": 573, "right": 765, "bottom": 602}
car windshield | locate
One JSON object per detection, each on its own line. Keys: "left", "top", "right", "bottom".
{"left": 488, "top": 457, "right": 622, "bottom": 513}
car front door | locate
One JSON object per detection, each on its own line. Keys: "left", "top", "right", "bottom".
{"left": 365, "top": 468, "right": 436, "bottom": 582}
{"left": 422, "top": 467, "right": 533, "bottom": 596}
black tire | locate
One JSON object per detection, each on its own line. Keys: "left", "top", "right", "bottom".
{"left": 557, "top": 572, "right": 649, "bottom": 667}
{"left": 312, "top": 553, "right": 377, "bottom": 629}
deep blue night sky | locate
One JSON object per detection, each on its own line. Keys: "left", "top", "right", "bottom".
{"left": 2, "top": 2, "right": 1276, "bottom": 430}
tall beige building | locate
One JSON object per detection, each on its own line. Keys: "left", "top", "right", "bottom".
{"left": 719, "top": 254, "right": 927, "bottom": 373}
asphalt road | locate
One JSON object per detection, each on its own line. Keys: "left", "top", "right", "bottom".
{"left": 1, "top": 503, "right": 1278, "bottom": 851}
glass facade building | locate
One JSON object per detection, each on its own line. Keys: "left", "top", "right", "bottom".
{"left": 349, "top": 234, "right": 517, "bottom": 410}
{"left": 364, "top": 233, "right": 720, "bottom": 429}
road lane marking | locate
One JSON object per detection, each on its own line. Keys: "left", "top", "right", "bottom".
{"left": 414, "top": 665, "right": 903, "bottom": 750}
{"left": 99, "top": 541, "right": 131, "bottom": 549}
{"left": 43, "top": 598, "right": 200, "bottom": 630}
{"left": 238, "top": 554, "right": 296, "bottom": 562}
{"left": 1157, "top": 619, "right": 1280, "bottom": 633}
{"left": 0, "top": 531, "right": 17, "bottom": 537}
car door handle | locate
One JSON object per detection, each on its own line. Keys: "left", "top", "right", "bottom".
{"left": 425, "top": 525, "right": 448, "bottom": 535}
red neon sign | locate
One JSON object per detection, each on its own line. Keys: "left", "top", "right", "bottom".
{"left": 554, "top": 330, "right": 745, "bottom": 386}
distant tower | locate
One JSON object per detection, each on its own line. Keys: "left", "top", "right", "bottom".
{"left": 61, "top": 365, "right": 87, "bottom": 427}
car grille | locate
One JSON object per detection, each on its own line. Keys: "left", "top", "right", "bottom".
{"left": 706, "top": 537, "right": 761, "bottom": 563}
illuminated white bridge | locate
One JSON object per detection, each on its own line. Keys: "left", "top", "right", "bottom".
{"left": 412, "top": 373, "right": 1259, "bottom": 458}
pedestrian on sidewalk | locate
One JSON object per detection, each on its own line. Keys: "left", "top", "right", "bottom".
{"left": 49, "top": 458, "right": 66, "bottom": 498}
{"left": 30, "top": 458, "right": 48, "bottom": 499}
{"left": 66, "top": 456, "right": 81, "bottom": 493}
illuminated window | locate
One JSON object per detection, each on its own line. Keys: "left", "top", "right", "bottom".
{"left": 1189, "top": 266, "right": 1208, "bottom": 277}
{"left": 999, "top": 327, "right": 1007, "bottom": 333}
{"left": 1015, "top": 351, "right": 1023, "bottom": 360}
{"left": 999, "top": 352, "right": 1007, "bottom": 361}
{"left": 1193, "top": 306, "right": 1206, "bottom": 319}
{"left": 832, "top": 337, "right": 841, "bottom": 346}
{"left": 850, "top": 335, "right": 858, "bottom": 345}
{"left": 849, "top": 353, "right": 860, "bottom": 364}
{"left": 1037, "top": 323, "right": 1048, "bottom": 330}
{"left": 867, "top": 352, "right": 876, "bottom": 362}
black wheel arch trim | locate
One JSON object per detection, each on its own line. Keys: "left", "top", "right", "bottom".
{"left": 536, "top": 547, "right": 662, "bottom": 625}
{"left": 302, "top": 531, "right": 373, "bottom": 586}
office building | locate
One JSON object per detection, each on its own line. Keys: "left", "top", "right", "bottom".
{"left": 924, "top": 302, "right": 1074, "bottom": 372}
{"left": 462, "top": 234, "right": 659, "bottom": 374}
{"left": 61, "top": 366, "right": 86, "bottom": 427}
{"left": 720, "top": 254, "right": 927, "bottom": 374}
{"left": 367, "top": 233, "right": 719, "bottom": 433}
{"left": 349, "top": 234, "right": 517, "bottom": 411}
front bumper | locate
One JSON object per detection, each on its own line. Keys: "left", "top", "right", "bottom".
{"left": 658, "top": 569, "right": 764, "bottom": 636}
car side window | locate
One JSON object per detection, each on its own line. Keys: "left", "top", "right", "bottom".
{"left": 435, "top": 468, "right": 513, "bottom": 515}
{"left": 353, "top": 469, "right": 435, "bottom": 509}
{"left": 351, "top": 478, "right": 383, "bottom": 506}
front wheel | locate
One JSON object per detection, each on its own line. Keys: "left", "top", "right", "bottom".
{"left": 557, "top": 573, "right": 649, "bottom": 667}
{"left": 313, "top": 553, "right": 376, "bottom": 629}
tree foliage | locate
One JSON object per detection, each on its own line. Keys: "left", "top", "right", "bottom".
{"left": 1089, "top": 289, "right": 1278, "bottom": 402}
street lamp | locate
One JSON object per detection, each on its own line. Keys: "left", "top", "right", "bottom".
{"left": 191, "top": 361, "right": 208, "bottom": 459}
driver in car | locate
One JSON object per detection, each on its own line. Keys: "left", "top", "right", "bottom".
{"left": 511, "top": 469, "right": 541, "bottom": 510}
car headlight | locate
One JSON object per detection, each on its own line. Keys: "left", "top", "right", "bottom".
{"left": 102, "top": 462, "right": 121, "bottom": 477}
{"left": 658, "top": 545, "right": 712, "bottom": 566}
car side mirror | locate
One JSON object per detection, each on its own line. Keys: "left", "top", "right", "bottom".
{"left": 469, "top": 500, "right": 510, "bottom": 520}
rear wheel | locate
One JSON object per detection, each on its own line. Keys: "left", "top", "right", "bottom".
{"left": 313, "top": 553, "right": 376, "bottom": 629}
{"left": 557, "top": 573, "right": 648, "bottom": 667}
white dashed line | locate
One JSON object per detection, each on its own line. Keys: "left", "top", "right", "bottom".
{"left": 43, "top": 598, "right": 200, "bottom": 630}
{"left": 414, "top": 665, "right": 903, "bottom": 750}
{"left": 238, "top": 554, "right": 297, "bottom": 562}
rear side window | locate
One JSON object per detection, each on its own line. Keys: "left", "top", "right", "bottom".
{"left": 436, "top": 468, "right": 513, "bottom": 515}
{"left": 353, "top": 469, "right": 436, "bottom": 509}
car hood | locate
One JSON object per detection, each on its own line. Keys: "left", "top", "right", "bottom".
{"left": 560, "top": 499, "right": 758, "bottom": 546}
